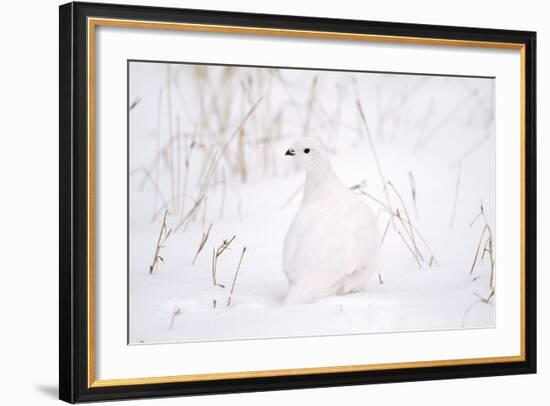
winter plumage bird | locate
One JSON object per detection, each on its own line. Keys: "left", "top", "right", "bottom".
{"left": 282, "top": 137, "right": 380, "bottom": 305}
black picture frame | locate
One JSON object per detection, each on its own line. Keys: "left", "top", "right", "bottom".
{"left": 59, "top": 1, "right": 537, "bottom": 403}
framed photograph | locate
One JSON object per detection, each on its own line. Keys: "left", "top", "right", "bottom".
{"left": 59, "top": 1, "right": 536, "bottom": 403}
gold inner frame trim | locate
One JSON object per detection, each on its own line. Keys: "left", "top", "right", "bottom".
{"left": 87, "top": 17, "right": 527, "bottom": 388}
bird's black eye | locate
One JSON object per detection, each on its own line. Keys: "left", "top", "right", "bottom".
{"left": 304, "top": 148, "right": 310, "bottom": 154}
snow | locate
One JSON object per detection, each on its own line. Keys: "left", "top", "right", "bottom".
{"left": 128, "top": 62, "right": 495, "bottom": 344}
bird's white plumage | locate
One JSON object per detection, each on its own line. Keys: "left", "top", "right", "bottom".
{"left": 282, "top": 137, "right": 379, "bottom": 305}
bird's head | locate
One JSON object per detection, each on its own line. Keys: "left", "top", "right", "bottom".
{"left": 285, "top": 137, "right": 332, "bottom": 173}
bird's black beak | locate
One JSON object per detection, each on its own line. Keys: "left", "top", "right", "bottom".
{"left": 285, "top": 148, "right": 296, "bottom": 156}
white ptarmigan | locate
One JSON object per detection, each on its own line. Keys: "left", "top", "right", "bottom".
{"left": 282, "top": 137, "right": 379, "bottom": 305}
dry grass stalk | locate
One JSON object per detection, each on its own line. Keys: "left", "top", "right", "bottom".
{"left": 388, "top": 182, "right": 422, "bottom": 261}
{"left": 460, "top": 79, "right": 493, "bottom": 124}
{"left": 414, "top": 99, "right": 434, "bottom": 152}
{"left": 474, "top": 290, "right": 495, "bottom": 304}
{"left": 129, "top": 97, "right": 141, "bottom": 111}
{"left": 201, "top": 197, "right": 208, "bottom": 227}
{"left": 354, "top": 185, "right": 438, "bottom": 268}
{"left": 408, "top": 170, "right": 419, "bottom": 219}
{"left": 356, "top": 100, "right": 396, "bottom": 230}
{"left": 450, "top": 162, "right": 462, "bottom": 228}
{"left": 397, "top": 230, "right": 422, "bottom": 268}
{"left": 180, "top": 126, "right": 195, "bottom": 215}
{"left": 450, "top": 133, "right": 491, "bottom": 169}
{"left": 173, "top": 149, "right": 219, "bottom": 232}
{"left": 210, "top": 178, "right": 243, "bottom": 221}
{"left": 375, "top": 77, "right": 429, "bottom": 142}
{"left": 169, "top": 306, "right": 181, "bottom": 330}
{"left": 165, "top": 66, "right": 177, "bottom": 214}
{"left": 210, "top": 235, "right": 236, "bottom": 289}
{"left": 461, "top": 296, "right": 493, "bottom": 328}
{"left": 175, "top": 115, "right": 181, "bottom": 215}
{"left": 416, "top": 90, "right": 476, "bottom": 151}
{"left": 142, "top": 69, "right": 264, "bottom": 225}
{"left": 132, "top": 101, "right": 203, "bottom": 219}
{"left": 470, "top": 227, "right": 487, "bottom": 275}
{"left": 303, "top": 76, "right": 318, "bottom": 137}
{"left": 149, "top": 210, "right": 172, "bottom": 274}
{"left": 143, "top": 132, "right": 192, "bottom": 172}
{"left": 217, "top": 235, "right": 236, "bottom": 258}
{"left": 359, "top": 179, "right": 423, "bottom": 267}
{"left": 174, "top": 98, "right": 263, "bottom": 232}
{"left": 191, "top": 223, "right": 213, "bottom": 265}
{"left": 469, "top": 202, "right": 495, "bottom": 301}
{"left": 174, "top": 192, "right": 208, "bottom": 232}
{"left": 131, "top": 167, "right": 169, "bottom": 213}
{"left": 237, "top": 128, "right": 248, "bottom": 182}
{"left": 380, "top": 216, "right": 392, "bottom": 246}
{"left": 414, "top": 227, "right": 439, "bottom": 267}
{"left": 211, "top": 248, "right": 222, "bottom": 288}
{"left": 153, "top": 89, "right": 163, "bottom": 215}
{"left": 227, "top": 247, "right": 247, "bottom": 307}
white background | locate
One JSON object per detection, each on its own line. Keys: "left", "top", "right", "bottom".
{"left": 0, "top": 0, "right": 545, "bottom": 404}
